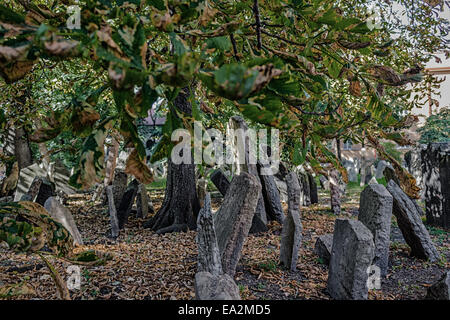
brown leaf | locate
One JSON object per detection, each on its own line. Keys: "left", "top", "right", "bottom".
{"left": 124, "top": 148, "right": 153, "bottom": 184}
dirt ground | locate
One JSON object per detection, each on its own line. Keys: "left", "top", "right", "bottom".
{"left": 0, "top": 188, "right": 448, "bottom": 300}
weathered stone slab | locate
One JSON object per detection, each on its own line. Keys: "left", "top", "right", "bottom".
{"left": 44, "top": 197, "right": 83, "bottom": 245}
{"left": 196, "top": 194, "right": 222, "bottom": 275}
{"left": 308, "top": 173, "right": 318, "bottom": 204}
{"left": 280, "top": 172, "right": 302, "bottom": 271}
{"left": 274, "top": 176, "right": 288, "bottom": 203}
{"left": 210, "top": 169, "right": 230, "bottom": 196}
{"left": 112, "top": 169, "right": 128, "bottom": 210}
{"left": 258, "top": 165, "right": 284, "bottom": 224}
{"left": 329, "top": 170, "right": 341, "bottom": 215}
{"left": 314, "top": 234, "right": 333, "bottom": 265}
{"left": 386, "top": 180, "right": 440, "bottom": 261}
{"left": 106, "top": 185, "right": 120, "bottom": 239}
{"left": 214, "top": 172, "right": 260, "bottom": 276}
{"left": 319, "top": 175, "right": 330, "bottom": 190}
{"left": 136, "top": 184, "right": 149, "bottom": 219}
{"left": 327, "top": 219, "right": 375, "bottom": 300}
{"left": 343, "top": 158, "right": 359, "bottom": 182}
{"left": 117, "top": 179, "right": 139, "bottom": 229}
{"left": 375, "top": 160, "right": 393, "bottom": 179}
{"left": 21, "top": 176, "right": 43, "bottom": 201}
{"left": 421, "top": 142, "right": 450, "bottom": 230}
{"left": 14, "top": 163, "right": 47, "bottom": 201}
{"left": 298, "top": 171, "right": 311, "bottom": 206}
{"left": 194, "top": 272, "right": 240, "bottom": 300}
{"left": 358, "top": 184, "right": 393, "bottom": 276}
{"left": 426, "top": 271, "right": 450, "bottom": 300}
{"left": 35, "top": 178, "right": 55, "bottom": 206}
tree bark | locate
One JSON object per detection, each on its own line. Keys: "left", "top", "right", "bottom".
{"left": 143, "top": 88, "right": 200, "bottom": 234}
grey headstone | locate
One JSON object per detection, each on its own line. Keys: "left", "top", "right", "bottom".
{"left": 194, "top": 272, "right": 240, "bottom": 300}
{"left": 117, "top": 179, "right": 139, "bottom": 229}
{"left": 327, "top": 219, "right": 375, "bottom": 300}
{"left": 106, "top": 185, "right": 120, "bottom": 239}
{"left": 314, "top": 234, "right": 333, "bottom": 265}
{"left": 258, "top": 165, "right": 284, "bottom": 224}
{"left": 280, "top": 172, "right": 302, "bottom": 271}
{"left": 214, "top": 172, "right": 261, "bottom": 277}
{"left": 210, "top": 169, "right": 230, "bottom": 197}
{"left": 44, "top": 197, "right": 83, "bottom": 245}
{"left": 358, "top": 184, "right": 393, "bottom": 276}
{"left": 136, "top": 184, "right": 149, "bottom": 219}
{"left": 426, "top": 271, "right": 450, "bottom": 300}
{"left": 421, "top": 142, "right": 449, "bottom": 230}
{"left": 386, "top": 180, "right": 440, "bottom": 261}
{"left": 375, "top": 160, "right": 393, "bottom": 179}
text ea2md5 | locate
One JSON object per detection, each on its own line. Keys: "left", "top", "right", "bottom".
{"left": 178, "top": 304, "right": 271, "bottom": 318}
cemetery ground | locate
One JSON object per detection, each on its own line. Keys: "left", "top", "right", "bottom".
{"left": 0, "top": 180, "right": 448, "bottom": 300}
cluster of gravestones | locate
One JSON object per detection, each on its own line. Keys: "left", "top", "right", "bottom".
{"left": 314, "top": 179, "right": 448, "bottom": 300}
{"left": 1, "top": 161, "right": 84, "bottom": 246}
{"left": 195, "top": 170, "right": 308, "bottom": 300}
{"left": 105, "top": 169, "right": 154, "bottom": 239}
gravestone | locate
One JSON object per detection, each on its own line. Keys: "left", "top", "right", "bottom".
{"left": 213, "top": 172, "right": 260, "bottom": 277}
{"left": 106, "top": 185, "right": 120, "bottom": 239}
{"left": 117, "top": 179, "right": 139, "bottom": 229}
{"left": 280, "top": 172, "right": 302, "bottom": 271}
{"left": 274, "top": 176, "right": 288, "bottom": 203}
{"left": 14, "top": 163, "right": 47, "bottom": 201}
{"left": 35, "top": 178, "right": 55, "bottom": 206}
{"left": 194, "top": 272, "right": 240, "bottom": 300}
{"left": 358, "top": 184, "right": 393, "bottom": 277}
{"left": 44, "top": 197, "right": 83, "bottom": 245}
{"left": 308, "top": 173, "right": 318, "bottom": 204}
{"left": 314, "top": 234, "right": 333, "bottom": 266}
{"left": 329, "top": 170, "right": 341, "bottom": 215}
{"left": 426, "top": 271, "right": 450, "bottom": 300}
{"left": 421, "top": 142, "right": 450, "bottom": 230}
{"left": 197, "top": 194, "right": 222, "bottom": 275}
{"left": 258, "top": 164, "right": 284, "bottom": 224}
{"left": 21, "top": 176, "right": 43, "bottom": 201}
{"left": 112, "top": 169, "right": 128, "bottom": 210}
{"left": 319, "top": 175, "right": 330, "bottom": 190}
{"left": 136, "top": 184, "right": 149, "bottom": 218}
{"left": 211, "top": 169, "right": 230, "bottom": 196}
{"left": 386, "top": 180, "right": 440, "bottom": 261}
{"left": 327, "top": 219, "right": 375, "bottom": 300}
{"left": 375, "top": 160, "right": 393, "bottom": 179}
{"left": 343, "top": 159, "right": 358, "bottom": 182}
{"left": 298, "top": 171, "right": 311, "bottom": 206}
{"left": 405, "top": 145, "right": 426, "bottom": 199}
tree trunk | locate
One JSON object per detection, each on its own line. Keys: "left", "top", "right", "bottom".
{"left": 143, "top": 88, "right": 200, "bottom": 234}
{"left": 14, "top": 126, "right": 33, "bottom": 170}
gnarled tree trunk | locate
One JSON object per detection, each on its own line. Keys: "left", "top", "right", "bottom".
{"left": 144, "top": 88, "right": 200, "bottom": 234}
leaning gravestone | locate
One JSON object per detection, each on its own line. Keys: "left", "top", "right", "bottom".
{"left": 421, "top": 142, "right": 450, "bottom": 230}
{"left": 14, "top": 163, "right": 47, "bottom": 201}
{"left": 258, "top": 164, "right": 284, "bottom": 224}
{"left": 106, "top": 185, "right": 120, "bottom": 239}
{"left": 314, "top": 234, "right": 333, "bottom": 266}
{"left": 329, "top": 170, "right": 341, "bottom": 215}
{"left": 210, "top": 169, "right": 230, "bottom": 196}
{"left": 117, "top": 179, "right": 139, "bottom": 229}
{"left": 319, "top": 175, "right": 330, "bottom": 190}
{"left": 386, "top": 180, "right": 440, "bottom": 261}
{"left": 426, "top": 271, "right": 450, "bottom": 300}
{"left": 214, "top": 172, "right": 261, "bottom": 277}
{"left": 194, "top": 272, "right": 240, "bottom": 300}
{"left": 112, "top": 169, "right": 128, "bottom": 210}
{"left": 195, "top": 194, "right": 241, "bottom": 300}
{"left": 35, "top": 178, "right": 55, "bottom": 206}
{"left": 308, "top": 173, "right": 318, "bottom": 204}
{"left": 280, "top": 172, "right": 302, "bottom": 271}
{"left": 273, "top": 176, "right": 288, "bottom": 203}
{"left": 358, "top": 184, "right": 393, "bottom": 277}
{"left": 375, "top": 160, "right": 393, "bottom": 179}
{"left": 21, "top": 176, "right": 43, "bottom": 201}
{"left": 44, "top": 197, "right": 83, "bottom": 245}
{"left": 136, "top": 184, "right": 149, "bottom": 219}
{"left": 327, "top": 219, "right": 375, "bottom": 300}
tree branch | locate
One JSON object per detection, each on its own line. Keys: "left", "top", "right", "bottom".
{"left": 252, "top": 0, "right": 262, "bottom": 50}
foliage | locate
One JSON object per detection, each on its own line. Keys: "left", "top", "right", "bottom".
{"left": 378, "top": 141, "right": 403, "bottom": 163}
{"left": 0, "top": 0, "right": 448, "bottom": 192}
{"left": 418, "top": 107, "right": 450, "bottom": 144}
